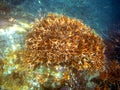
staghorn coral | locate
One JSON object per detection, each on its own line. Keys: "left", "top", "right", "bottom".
{"left": 24, "top": 13, "right": 106, "bottom": 88}
{"left": 25, "top": 13, "right": 105, "bottom": 72}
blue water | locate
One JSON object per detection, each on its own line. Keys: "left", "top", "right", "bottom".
{"left": 4, "top": 0, "right": 120, "bottom": 37}
{"left": 15, "top": 0, "right": 119, "bottom": 37}
{"left": 8, "top": 0, "right": 120, "bottom": 73}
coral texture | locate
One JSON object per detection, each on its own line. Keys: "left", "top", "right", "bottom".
{"left": 0, "top": 13, "right": 106, "bottom": 89}
{"left": 25, "top": 13, "right": 105, "bottom": 72}
{"left": 107, "top": 60, "right": 120, "bottom": 84}
{"left": 91, "top": 60, "right": 120, "bottom": 90}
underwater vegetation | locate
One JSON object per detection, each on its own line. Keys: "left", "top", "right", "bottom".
{"left": 0, "top": 13, "right": 106, "bottom": 90}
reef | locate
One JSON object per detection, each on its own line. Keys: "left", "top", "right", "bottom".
{"left": 25, "top": 13, "right": 105, "bottom": 89}
{"left": 26, "top": 13, "right": 105, "bottom": 71}
{"left": 0, "top": 13, "right": 106, "bottom": 90}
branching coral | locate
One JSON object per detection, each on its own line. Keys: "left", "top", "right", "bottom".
{"left": 26, "top": 13, "right": 105, "bottom": 72}
{"left": 0, "top": 13, "right": 106, "bottom": 89}
{"left": 24, "top": 13, "right": 105, "bottom": 88}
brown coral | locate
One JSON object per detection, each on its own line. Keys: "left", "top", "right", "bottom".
{"left": 92, "top": 60, "right": 120, "bottom": 89}
{"left": 25, "top": 13, "right": 105, "bottom": 73}
{"left": 107, "top": 60, "right": 120, "bottom": 83}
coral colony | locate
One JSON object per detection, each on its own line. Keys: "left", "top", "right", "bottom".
{"left": 26, "top": 13, "right": 105, "bottom": 71}
{"left": 1, "top": 13, "right": 118, "bottom": 90}
{"left": 25, "top": 13, "right": 105, "bottom": 89}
